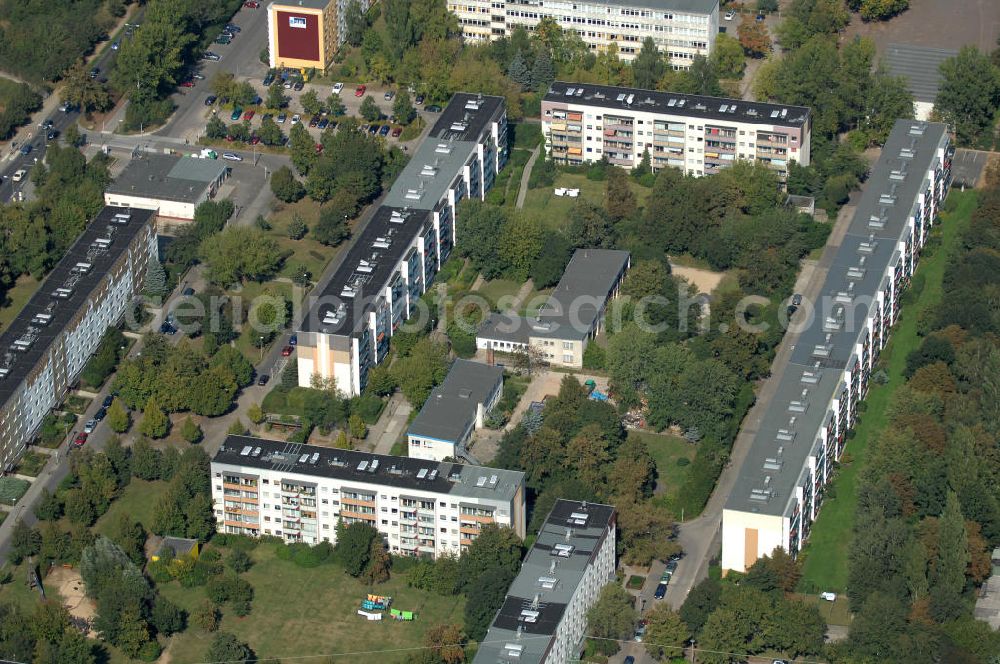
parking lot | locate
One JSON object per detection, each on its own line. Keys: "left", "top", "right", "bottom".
{"left": 844, "top": 0, "right": 1000, "bottom": 55}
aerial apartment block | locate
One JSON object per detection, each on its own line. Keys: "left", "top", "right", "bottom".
{"left": 295, "top": 93, "right": 507, "bottom": 397}
{"left": 541, "top": 81, "right": 811, "bottom": 182}
{"left": 451, "top": 0, "right": 719, "bottom": 69}
{"left": 0, "top": 207, "right": 157, "bottom": 472}
{"left": 474, "top": 500, "right": 617, "bottom": 664}
{"left": 211, "top": 436, "right": 526, "bottom": 557}
{"left": 721, "top": 120, "right": 953, "bottom": 574}
{"left": 476, "top": 249, "right": 629, "bottom": 369}
{"left": 267, "top": 0, "right": 373, "bottom": 72}
{"left": 407, "top": 359, "right": 504, "bottom": 463}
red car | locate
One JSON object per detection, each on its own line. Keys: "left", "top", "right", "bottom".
{"left": 73, "top": 432, "right": 88, "bottom": 447}
{"left": 244, "top": 0, "right": 259, "bottom": 7}
{"left": 281, "top": 345, "right": 294, "bottom": 357}
{"left": 390, "top": 126, "right": 402, "bottom": 137}
{"left": 180, "top": 80, "right": 195, "bottom": 88}
{"left": 243, "top": 109, "right": 255, "bottom": 121}
{"left": 249, "top": 135, "right": 261, "bottom": 145}
{"left": 354, "top": 85, "right": 366, "bottom": 97}
{"left": 225, "top": 135, "right": 235, "bottom": 142}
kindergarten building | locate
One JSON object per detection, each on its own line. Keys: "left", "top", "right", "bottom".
{"left": 211, "top": 436, "right": 526, "bottom": 557}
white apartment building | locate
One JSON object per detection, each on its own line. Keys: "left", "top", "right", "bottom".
{"left": 295, "top": 93, "right": 507, "bottom": 397}
{"left": 542, "top": 81, "right": 811, "bottom": 182}
{"left": 451, "top": 0, "right": 719, "bottom": 68}
{"left": 474, "top": 500, "right": 617, "bottom": 664}
{"left": 0, "top": 207, "right": 157, "bottom": 472}
{"left": 721, "top": 120, "right": 953, "bottom": 574}
{"left": 211, "top": 436, "right": 526, "bottom": 557}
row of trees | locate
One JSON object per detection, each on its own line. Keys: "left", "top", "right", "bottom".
{"left": 0, "top": 81, "right": 42, "bottom": 140}
{"left": 833, "top": 179, "right": 1000, "bottom": 662}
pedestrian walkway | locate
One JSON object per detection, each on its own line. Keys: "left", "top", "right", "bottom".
{"left": 367, "top": 393, "right": 411, "bottom": 455}
{"left": 515, "top": 145, "right": 540, "bottom": 209}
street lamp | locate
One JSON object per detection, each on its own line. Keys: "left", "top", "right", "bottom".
{"left": 259, "top": 335, "right": 264, "bottom": 361}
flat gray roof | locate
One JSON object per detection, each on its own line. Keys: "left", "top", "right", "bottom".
{"left": 0, "top": 207, "right": 156, "bottom": 409}
{"left": 479, "top": 249, "right": 630, "bottom": 343}
{"left": 546, "top": 81, "right": 810, "bottom": 128}
{"left": 726, "top": 120, "right": 949, "bottom": 517}
{"left": 592, "top": 0, "right": 718, "bottom": 13}
{"left": 408, "top": 359, "right": 503, "bottom": 443}
{"left": 474, "top": 500, "right": 616, "bottom": 664}
{"left": 213, "top": 435, "right": 524, "bottom": 501}
{"left": 883, "top": 43, "right": 957, "bottom": 103}
{"left": 106, "top": 154, "right": 228, "bottom": 203}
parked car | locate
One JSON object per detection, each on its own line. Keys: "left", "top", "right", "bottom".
{"left": 84, "top": 419, "right": 97, "bottom": 434}
{"left": 243, "top": 109, "right": 255, "bottom": 121}
{"left": 359, "top": 123, "right": 370, "bottom": 133}
{"left": 102, "top": 395, "right": 114, "bottom": 408}
{"left": 309, "top": 114, "right": 320, "bottom": 127}
{"left": 226, "top": 23, "right": 241, "bottom": 32}
{"left": 724, "top": 10, "right": 735, "bottom": 19}
{"left": 244, "top": 0, "right": 260, "bottom": 7}
{"left": 624, "top": 657, "right": 635, "bottom": 664}
{"left": 202, "top": 52, "right": 221, "bottom": 61}
{"left": 293, "top": 80, "right": 304, "bottom": 91}
{"left": 159, "top": 320, "right": 176, "bottom": 335}
{"left": 291, "top": 114, "right": 301, "bottom": 124}
{"left": 89, "top": 67, "right": 100, "bottom": 79}
{"left": 73, "top": 432, "right": 88, "bottom": 447}
{"left": 46, "top": 130, "right": 59, "bottom": 141}
{"left": 214, "top": 35, "right": 231, "bottom": 45}
{"left": 383, "top": 90, "right": 395, "bottom": 101}
{"left": 368, "top": 124, "right": 379, "bottom": 134}
{"left": 654, "top": 583, "right": 667, "bottom": 599}
{"left": 19, "top": 144, "right": 31, "bottom": 156}
{"left": 665, "top": 560, "right": 678, "bottom": 573}
{"left": 262, "top": 113, "right": 273, "bottom": 122}
{"left": 391, "top": 126, "right": 402, "bottom": 137}
{"left": 332, "top": 82, "right": 344, "bottom": 95}
{"left": 792, "top": 293, "right": 803, "bottom": 306}
{"left": 283, "top": 79, "right": 293, "bottom": 89}
{"left": 277, "top": 113, "right": 287, "bottom": 124}
{"left": 111, "top": 40, "right": 120, "bottom": 50}
{"left": 379, "top": 124, "right": 391, "bottom": 136}
{"left": 11, "top": 169, "right": 26, "bottom": 182}
{"left": 222, "top": 152, "right": 243, "bottom": 162}
{"left": 231, "top": 107, "right": 243, "bottom": 121}
{"left": 425, "top": 104, "right": 442, "bottom": 112}
{"left": 193, "top": 73, "right": 205, "bottom": 80}
{"left": 355, "top": 85, "right": 366, "bottom": 97}
{"left": 249, "top": 135, "right": 261, "bottom": 145}
{"left": 263, "top": 72, "right": 275, "bottom": 86}
{"left": 182, "top": 286, "right": 195, "bottom": 296}
{"left": 281, "top": 345, "right": 294, "bottom": 357}
{"left": 756, "top": 13, "right": 765, "bottom": 21}
{"left": 205, "top": 95, "right": 217, "bottom": 106}
{"left": 415, "top": 94, "right": 425, "bottom": 105}
{"left": 317, "top": 118, "right": 329, "bottom": 129}
{"left": 94, "top": 407, "right": 107, "bottom": 421}
{"left": 180, "top": 80, "right": 195, "bottom": 88}
{"left": 257, "top": 374, "right": 270, "bottom": 386}
{"left": 289, "top": 334, "right": 298, "bottom": 346}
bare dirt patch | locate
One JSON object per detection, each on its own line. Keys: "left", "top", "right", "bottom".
{"left": 669, "top": 263, "right": 724, "bottom": 295}
{"left": 46, "top": 566, "right": 97, "bottom": 636}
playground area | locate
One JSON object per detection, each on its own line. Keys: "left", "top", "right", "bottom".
{"left": 158, "top": 544, "right": 463, "bottom": 663}
{"left": 46, "top": 566, "right": 97, "bottom": 636}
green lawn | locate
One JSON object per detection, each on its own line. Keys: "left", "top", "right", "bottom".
{"left": 266, "top": 198, "right": 340, "bottom": 281}
{"left": 0, "top": 561, "right": 47, "bottom": 613}
{"left": 12, "top": 450, "right": 48, "bottom": 477}
{"left": 521, "top": 173, "right": 651, "bottom": 232}
{"left": 630, "top": 431, "right": 696, "bottom": 511}
{"left": 798, "top": 190, "right": 978, "bottom": 593}
{"left": 227, "top": 280, "right": 295, "bottom": 362}
{"left": 158, "top": 544, "right": 466, "bottom": 663}
{"left": 93, "top": 478, "right": 172, "bottom": 536}
{"left": 0, "top": 274, "right": 41, "bottom": 332}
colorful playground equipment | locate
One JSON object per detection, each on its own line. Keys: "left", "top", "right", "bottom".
{"left": 390, "top": 608, "right": 416, "bottom": 621}
{"left": 360, "top": 594, "right": 392, "bottom": 611}
{"left": 357, "top": 609, "right": 383, "bottom": 621}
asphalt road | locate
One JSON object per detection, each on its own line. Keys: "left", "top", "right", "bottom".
{"left": 0, "top": 14, "right": 144, "bottom": 203}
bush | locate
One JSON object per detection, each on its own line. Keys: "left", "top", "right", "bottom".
{"left": 582, "top": 342, "right": 606, "bottom": 370}
{"left": 676, "top": 457, "right": 691, "bottom": 467}
{"left": 351, "top": 394, "right": 384, "bottom": 424}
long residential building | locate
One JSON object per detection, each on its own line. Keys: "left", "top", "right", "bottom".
{"left": 211, "top": 436, "right": 526, "bottom": 557}
{"left": 721, "top": 120, "right": 953, "bottom": 574}
{"left": 451, "top": 0, "right": 719, "bottom": 68}
{"left": 476, "top": 248, "right": 629, "bottom": 369}
{"left": 296, "top": 93, "right": 507, "bottom": 397}
{"left": 266, "top": 0, "right": 372, "bottom": 71}
{"left": 0, "top": 207, "right": 157, "bottom": 471}
{"left": 473, "top": 500, "right": 617, "bottom": 664}
{"left": 541, "top": 81, "right": 811, "bottom": 181}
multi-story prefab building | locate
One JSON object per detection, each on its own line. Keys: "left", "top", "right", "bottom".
{"left": 296, "top": 93, "right": 507, "bottom": 397}
{"left": 267, "top": 0, "right": 372, "bottom": 71}
{"left": 451, "top": 0, "right": 719, "bottom": 69}
{"left": 721, "top": 120, "right": 953, "bottom": 574}
{"left": 474, "top": 500, "right": 617, "bottom": 664}
{"left": 211, "top": 436, "right": 526, "bottom": 557}
{"left": 0, "top": 207, "right": 157, "bottom": 471}
{"left": 476, "top": 249, "right": 629, "bottom": 369}
{"left": 541, "top": 81, "right": 811, "bottom": 181}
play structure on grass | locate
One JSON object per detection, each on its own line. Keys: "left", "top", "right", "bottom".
{"left": 356, "top": 594, "right": 416, "bottom": 621}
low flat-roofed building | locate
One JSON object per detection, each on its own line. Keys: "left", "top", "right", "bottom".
{"left": 211, "top": 435, "right": 526, "bottom": 556}
{"left": 0, "top": 207, "right": 157, "bottom": 471}
{"left": 104, "top": 154, "right": 230, "bottom": 220}
{"left": 408, "top": 359, "right": 504, "bottom": 462}
{"left": 473, "top": 500, "right": 617, "bottom": 664}
{"left": 477, "top": 249, "right": 629, "bottom": 368}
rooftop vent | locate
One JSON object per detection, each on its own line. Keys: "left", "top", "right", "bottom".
{"left": 800, "top": 369, "right": 820, "bottom": 385}
{"left": 73, "top": 262, "right": 92, "bottom": 274}
{"left": 465, "top": 98, "right": 482, "bottom": 110}
{"left": 868, "top": 211, "right": 887, "bottom": 229}
{"left": 538, "top": 576, "right": 557, "bottom": 590}
{"left": 879, "top": 193, "right": 896, "bottom": 205}
{"left": 489, "top": 474, "right": 499, "bottom": 488}
{"left": 373, "top": 237, "right": 391, "bottom": 249}
{"left": 899, "top": 147, "right": 915, "bottom": 160}
{"left": 789, "top": 400, "right": 808, "bottom": 413}
{"left": 252, "top": 447, "right": 262, "bottom": 457}
{"left": 504, "top": 644, "right": 524, "bottom": 658}
{"left": 763, "top": 458, "right": 783, "bottom": 471}
{"left": 812, "top": 344, "right": 832, "bottom": 358}
{"left": 240, "top": 446, "right": 253, "bottom": 456}
{"left": 420, "top": 164, "right": 438, "bottom": 178}
{"left": 310, "top": 453, "right": 320, "bottom": 464}
{"left": 847, "top": 266, "right": 866, "bottom": 280}
{"left": 368, "top": 459, "right": 378, "bottom": 473}
{"left": 890, "top": 167, "right": 907, "bottom": 181}
{"left": 909, "top": 124, "right": 925, "bottom": 136}
{"left": 404, "top": 188, "right": 423, "bottom": 201}
{"left": 31, "top": 313, "right": 53, "bottom": 326}
{"left": 390, "top": 210, "right": 408, "bottom": 224}
{"left": 434, "top": 143, "right": 452, "bottom": 155}
{"left": 476, "top": 476, "right": 487, "bottom": 487}
{"left": 52, "top": 287, "right": 73, "bottom": 299}
{"left": 299, "top": 453, "right": 310, "bottom": 463}
{"left": 358, "top": 460, "right": 369, "bottom": 472}
{"left": 749, "top": 488, "right": 772, "bottom": 502}
{"left": 770, "top": 109, "right": 780, "bottom": 118}
{"left": 449, "top": 122, "right": 467, "bottom": 132}
{"left": 519, "top": 610, "right": 539, "bottom": 623}
{"left": 112, "top": 212, "right": 131, "bottom": 224}
{"left": 552, "top": 543, "right": 574, "bottom": 557}
{"left": 417, "top": 468, "right": 428, "bottom": 479}
{"left": 667, "top": 98, "right": 677, "bottom": 107}
{"left": 777, "top": 429, "right": 796, "bottom": 442}
{"left": 858, "top": 239, "right": 877, "bottom": 254}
